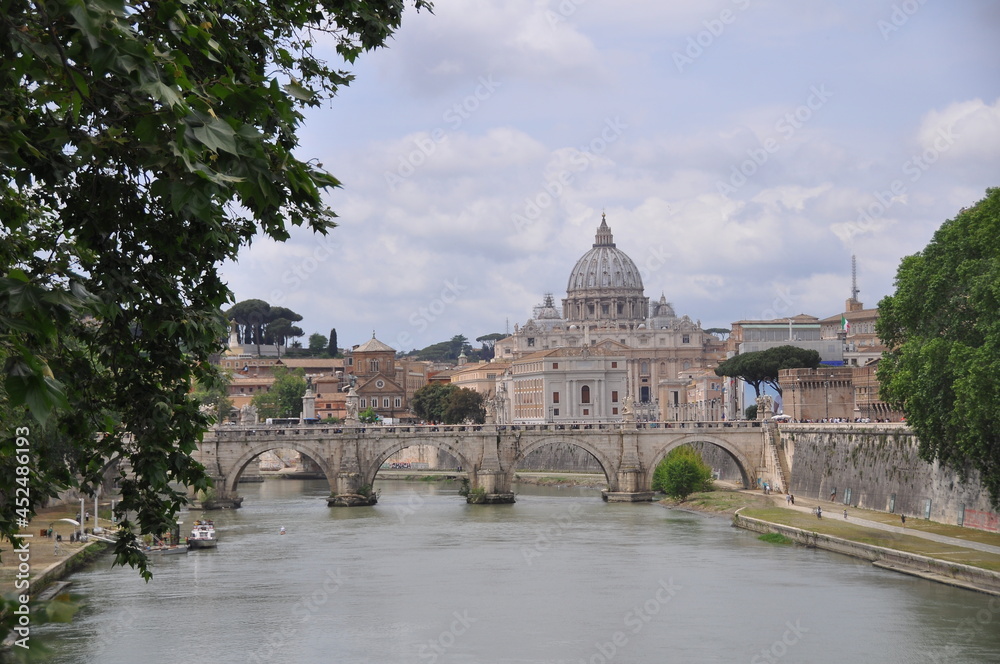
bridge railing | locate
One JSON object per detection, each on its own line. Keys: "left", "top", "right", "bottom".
{"left": 210, "top": 420, "right": 764, "bottom": 438}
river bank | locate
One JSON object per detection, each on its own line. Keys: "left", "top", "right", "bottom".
{"left": 663, "top": 485, "right": 1000, "bottom": 596}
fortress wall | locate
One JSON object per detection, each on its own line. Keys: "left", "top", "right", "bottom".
{"left": 780, "top": 425, "right": 998, "bottom": 530}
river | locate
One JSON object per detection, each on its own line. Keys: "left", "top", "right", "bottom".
{"left": 37, "top": 479, "right": 1000, "bottom": 663}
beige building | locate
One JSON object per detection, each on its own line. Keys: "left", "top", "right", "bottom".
{"left": 495, "top": 214, "right": 725, "bottom": 416}
{"left": 778, "top": 366, "right": 855, "bottom": 422}
{"left": 449, "top": 359, "right": 511, "bottom": 396}
{"left": 497, "top": 344, "right": 629, "bottom": 424}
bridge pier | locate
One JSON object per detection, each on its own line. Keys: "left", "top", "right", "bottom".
{"left": 327, "top": 472, "right": 378, "bottom": 507}
{"left": 198, "top": 478, "right": 244, "bottom": 510}
{"left": 468, "top": 469, "right": 515, "bottom": 505}
{"left": 602, "top": 468, "right": 655, "bottom": 502}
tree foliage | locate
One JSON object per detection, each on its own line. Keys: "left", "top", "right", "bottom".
{"left": 714, "top": 345, "right": 821, "bottom": 396}
{"left": 0, "top": 0, "right": 430, "bottom": 589}
{"left": 308, "top": 332, "right": 328, "bottom": 353}
{"left": 251, "top": 367, "right": 307, "bottom": 420}
{"left": 443, "top": 387, "right": 485, "bottom": 424}
{"left": 411, "top": 382, "right": 455, "bottom": 423}
{"left": 358, "top": 407, "right": 379, "bottom": 424}
{"left": 652, "top": 446, "right": 714, "bottom": 500}
{"left": 328, "top": 328, "right": 339, "bottom": 357}
{"left": 877, "top": 188, "right": 1000, "bottom": 508}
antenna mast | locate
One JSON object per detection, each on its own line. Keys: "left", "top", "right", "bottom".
{"left": 851, "top": 255, "right": 860, "bottom": 301}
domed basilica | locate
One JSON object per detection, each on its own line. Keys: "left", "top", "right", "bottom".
{"left": 495, "top": 214, "right": 725, "bottom": 419}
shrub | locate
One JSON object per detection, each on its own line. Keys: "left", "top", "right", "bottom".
{"left": 652, "top": 446, "right": 714, "bottom": 500}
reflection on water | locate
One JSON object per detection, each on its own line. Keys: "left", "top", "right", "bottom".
{"left": 37, "top": 479, "right": 1000, "bottom": 664}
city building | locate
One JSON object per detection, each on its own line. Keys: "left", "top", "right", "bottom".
{"left": 495, "top": 214, "right": 726, "bottom": 421}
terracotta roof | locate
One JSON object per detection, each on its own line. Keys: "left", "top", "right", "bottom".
{"left": 353, "top": 335, "right": 396, "bottom": 353}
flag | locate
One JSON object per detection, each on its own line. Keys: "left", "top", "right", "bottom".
{"left": 841, "top": 315, "right": 850, "bottom": 333}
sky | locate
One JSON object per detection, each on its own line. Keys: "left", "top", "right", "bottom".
{"left": 219, "top": 0, "right": 1000, "bottom": 354}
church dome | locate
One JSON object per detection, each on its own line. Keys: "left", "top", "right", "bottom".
{"left": 562, "top": 214, "right": 649, "bottom": 324}
{"left": 566, "top": 214, "right": 644, "bottom": 293}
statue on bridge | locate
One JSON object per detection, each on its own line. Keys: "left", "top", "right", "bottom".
{"left": 239, "top": 403, "right": 258, "bottom": 425}
{"left": 345, "top": 386, "right": 360, "bottom": 424}
{"left": 484, "top": 390, "right": 496, "bottom": 424}
{"left": 755, "top": 394, "right": 773, "bottom": 420}
{"left": 622, "top": 393, "right": 636, "bottom": 424}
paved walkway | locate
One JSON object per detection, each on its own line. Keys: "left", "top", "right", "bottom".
{"left": 754, "top": 491, "right": 1000, "bottom": 556}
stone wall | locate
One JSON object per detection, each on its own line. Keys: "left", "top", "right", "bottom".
{"left": 516, "top": 443, "right": 604, "bottom": 473}
{"left": 779, "top": 424, "right": 997, "bottom": 530}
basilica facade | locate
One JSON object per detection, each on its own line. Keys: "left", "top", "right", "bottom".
{"left": 495, "top": 214, "right": 725, "bottom": 423}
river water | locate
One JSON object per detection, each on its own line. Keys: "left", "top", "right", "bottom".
{"left": 38, "top": 479, "right": 1000, "bottom": 663}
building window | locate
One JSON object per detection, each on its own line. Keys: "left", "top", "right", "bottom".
{"left": 611, "top": 362, "right": 618, "bottom": 368}
{"left": 611, "top": 390, "right": 619, "bottom": 402}
{"left": 640, "top": 362, "right": 649, "bottom": 375}
{"left": 527, "top": 338, "right": 535, "bottom": 347}
{"left": 552, "top": 392, "right": 560, "bottom": 404}
{"left": 612, "top": 407, "right": 619, "bottom": 415}
{"left": 553, "top": 408, "right": 559, "bottom": 416}
{"left": 682, "top": 334, "right": 690, "bottom": 343}
{"left": 370, "top": 359, "right": 379, "bottom": 373}
{"left": 394, "top": 397, "right": 402, "bottom": 408}
{"left": 602, "top": 304, "right": 609, "bottom": 315}
{"left": 581, "top": 385, "right": 591, "bottom": 404}
{"left": 552, "top": 363, "right": 558, "bottom": 369}
{"left": 640, "top": 386, "right": 650, "bottom": 402}
{"left": 383, "top": 397, "right": 390, "bottom": 408}
{"left": 583, "top": 408, "right": 589, "bottom": 416}
{"left": 360, "top": 398, "right": 367, "bottom": 408}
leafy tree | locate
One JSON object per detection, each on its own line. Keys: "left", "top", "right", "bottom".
{"left": 359, "top": 407, "right": 379, "bottom": 424}
{"left": 444, "top": 387, "right": 485, "bottom": 424}
{"left": 877, "top": 188, "right": 1000, "bottom": 508}
{"left": 411, "top": 382, "right": 456, "bottom": 422}
{"left": 476, "top": 332, "right": 505, "bottom": 361}
{"left": 652, "top": 446, "right": 714, "bottom": 500}
{"left": 714, "top": 345, "right": 820, "bottom": 397}
{"left": 705, "top": 327, "right": 731, "bottom": 340}
{"left": 227, "top": 299, "right": 272, "bottom": 354}
{"left": 251, "top": 367, "right": 307, "bottom": 420}
{"left": 309, "top": 333, "right": 329, "bottom": 353}
{"left": 328, "top": 328, "right": 339, "bottom": 357}
{"left": 744, "top": 404, "right": 758, "bottom": 420}
{"left": 0, "top": 0, "right": 430, "bottom": 593}
{"left": 192, "top": 369, "right": 234, "bottom": 423}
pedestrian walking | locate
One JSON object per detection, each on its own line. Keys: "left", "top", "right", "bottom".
{"left": 790, "top": 494, "right": 795, "bottom": 505}
{"left": 843, "top": 509, "right": 848, "bottom": 519}
{"left": 816, "top": 506, "right": 822, "bottom": 519}
{"left": 900, "top": 514, "right": 906, "bottom": 527}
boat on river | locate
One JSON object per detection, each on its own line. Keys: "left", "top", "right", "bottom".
{"left": 188, "top": 520, "right": 218, "bottom": 549}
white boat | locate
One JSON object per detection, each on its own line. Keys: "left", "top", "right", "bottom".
{"left": 188, "top": 520, "right": 218, "bottom": 549}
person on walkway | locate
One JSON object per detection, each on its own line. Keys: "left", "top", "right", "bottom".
{"left": 790, "top": 494, "right": 795, "bottom": 505}
{"left": 786, "top": 494, "right": 791, "bottom": 506}
{"left": 844, "top": 509, "right": 848, "bottom": 519}
{"left": 830, "top": 488, "right": 837, "bottom": 502}
{"left": 816, "top": 506, "right": 822, "bottom": 519}
{"left": 900, "top": 514, "right": 906, "bottom": 526}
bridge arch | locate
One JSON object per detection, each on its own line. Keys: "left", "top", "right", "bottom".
{"left": 224, "top": 441, "right": 335, "bottom": 495}
{"left": 513, "top": 435, "right": 620, "bottom": 491}
{"left": 648, "top": 434, "right": 755, "bottom": 489}
{"left": 364, "top": 437, "right": 477, "bottom": 487}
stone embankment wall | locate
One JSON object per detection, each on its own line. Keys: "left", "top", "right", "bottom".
{"left": 517, "top": 443, "right": 604, "bottom": 473}
{"left": 733, "top": 513, "right": 1000, "bottom": 595}
{"left": 779, "top": 424, "right": 997, "bottom": 530}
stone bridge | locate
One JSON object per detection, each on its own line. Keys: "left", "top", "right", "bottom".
{"left": 193, "top": 421, "right": 774, "bottom": 507}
